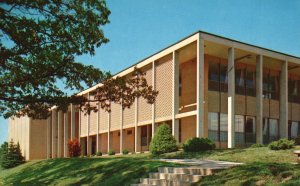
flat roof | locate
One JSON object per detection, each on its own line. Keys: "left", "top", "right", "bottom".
{"left": 77, "top": 30, "right": 300, "bottom": 95}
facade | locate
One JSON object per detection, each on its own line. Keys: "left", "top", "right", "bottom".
{"left": 8, "top": 31, "right": 300, "bottom": 160}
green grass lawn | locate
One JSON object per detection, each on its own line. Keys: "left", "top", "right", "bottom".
{"left": 159, "top": 146, "right": 300, "bottom": 163}
{"left": 197, "top": 162, "right": 300, "bottom": 186}
{"left": 1, "top": 147, "right": 300, "bottom": 186}
{"left": 0, "top": 155, "right": 179, "bottom": 186}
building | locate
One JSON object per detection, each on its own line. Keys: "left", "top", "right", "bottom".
{"left": 8, "top": 31, "right": 300, "bottom": 160}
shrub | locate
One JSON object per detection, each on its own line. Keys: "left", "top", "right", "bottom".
{"left": 149, "top": 124, "right": 177, "bottom": 155}
{"left": 122, "top": 149, "right": 129, "bottom": 155}
{"left": 294, "top": 136, "right": 300, "bottom": 145}
{"left": 0, "top": 140, "right": 25, "bottom": 169}
{"left": 96, "top": 151, "right": 102, "bottom": 156}
{"left": 183, "top": 137, "right": 215, "bottom": 152}
{"left": 68, "top": 138, "right": 81, "bottom": 157}
{"left": 108, "top": 150, "right": 115, "bottom": 156}
{"left": 268, "top": 138, "right": 295, "bottom": 150}
{"left": 250, "top": 143, "right": 265, "bottom": 148}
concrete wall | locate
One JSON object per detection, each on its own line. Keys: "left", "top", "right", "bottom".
{"left": 180, "top": 116, "right": 196, "bottom": 143}
{"left": 99, "top": 133, "right": 108, "bottom": 154}
{"left": 179, "top": 59, "right": 197, "bottom": 113}
{"left": 8, "top": 117, "right": 47, "bottom": 160}
{"left": 30, "top": 119, "right": 47, "bottom": 159}
{"left": 122, "top": 128, "right": 135, "bottom": 152}
{"left": 8, "top": 116, "right": 30, "bottom": 160}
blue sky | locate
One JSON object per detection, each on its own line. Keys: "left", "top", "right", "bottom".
{"left": 1, "top": 0, "right": 300, "bottom": 144}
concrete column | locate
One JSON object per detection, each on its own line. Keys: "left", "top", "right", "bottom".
{"left": 280, "top": 60, "right": 288, "bottom": 138}
{"left": 70, "top": 104, "right": 76, "bottom": 140}
{"left": 52, "top": 109, "right": 57, "bottom": 158}
{"left": 108, "top": 113, "right": 111, "bottom": 153}
{"left": 63, "top": 112, "right": 69, "bottom": 157}
{"left": 196, "top": 34, "right": 205, "bottom": 137}
{"left": 120, "top": 105, "right": 123, "bottom": 153}
{"left": 172, "top": 51, "right": 179, "bottom": 142}
{"left": 227, "top": 47, "right": 235, "bottom": 148}
{"left": 78, "top": 109, "right": 81, "bottom": 139}
{"left": 152, "top": 61, "right": 156, "bottom": 138}
{"left": 134, "top": 98, "right": 139, "bottom": 152}
{"left": 86, "top": 93, "right": 91, "bottom": 156}
{"left": 47, "top": 116, "right": 51, "bottom": 159}
{"left": 57, "top": 110, "right": 63, "bottom": 158}
{"left": 256, "top": 55, "right": 263, "bottom": 144}
{"left": 96, "top": 103, "right": 100, "bottom": 153}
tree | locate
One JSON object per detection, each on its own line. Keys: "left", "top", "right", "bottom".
{"left": 149, "top": 124, "right": 177, "bottom": 155}
{"left": 0, "top": 140, "right": 24, "bottom": 169}
{"left": 0, "top": 141, "right": 8, "bottom": 167}
{"left": 0, "top": 1, "right": 158, "bottom": 119}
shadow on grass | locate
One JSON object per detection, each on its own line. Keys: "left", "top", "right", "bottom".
{"left": 1, "top": 157, "right": 180, "bottom": 186}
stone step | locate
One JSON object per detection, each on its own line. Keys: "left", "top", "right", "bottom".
{"left": 149, "top": 172, "right": 202, "bottom": 182}
{"left": 131, "top": 184, "right": 156, "bottom": 186}
{"left": 140, "top": 178, "right": 191, "bottom": 186}
{"left": 158, "top": 167, "right": 223, "bottom": 175}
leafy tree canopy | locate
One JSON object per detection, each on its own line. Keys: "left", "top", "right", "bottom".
{"left": 0, "top": 0, "right": 158, "bottom": 119}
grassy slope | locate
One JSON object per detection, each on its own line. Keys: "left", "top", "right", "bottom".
{"left": 1, "top": 147, "right": 300, "bottom": 186}
{"left": 161, "top": 147, "right": 300, "bottom": 185}
{"left": 0, "top": 155, "right": 179, "bottom": 186}
{"left": 160, "top": 146, "right": 299, "bottom": 163}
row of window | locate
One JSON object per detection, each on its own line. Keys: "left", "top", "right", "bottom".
{"left": 208, "top": 113, "right": 256, "bottom": 144}
{"left": 208, "top": 61, "right": 300, "bottom": 103}
{"left": 208, "top": 112, "right": 300, "bottom": 144}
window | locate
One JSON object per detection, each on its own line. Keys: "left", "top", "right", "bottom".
{"left": 235, "top": 115, "right": 245, "bottom": 144}
{"left": 291, "top": 122, "right": 299, "bottom": 139}
{"left": 208, "top": 62, "right": 220, "bottom": 91}
{"left": 208, "top": 112, "right": 219, "bottom": 141}
{"left": 235, "top": 68, "right": 245, "bottom": 95}
{"left": 208, "top": 112, "right": 227, "bottom": 142}
{"left": 220, "top": 113, "right": 228, "bottom": 142}
{"left": 263, "top": 70, "right": 279, "bottom": 100}
{"left": 263, "top": 118, "right": 279, "bottom": 144}
{"left": 127, "top": 130, "right": 132, "bottom": 135}
{"left": 269, "top": 119, "right": 279, "bottom": 141}
{"left": 179, "top": 119, "right": 182, "bottom": 143}
{"left": 245, "top": 68, "right": 256, "bottom": 97}
{"left": 269, "top": 75, "right": 279, "bottom": 100}
{"left": 288, "top": 78, "right": 300, "bottom": 103}
{"left": 141, "top": 126, "right": 148, "bottom": 146}
{"left": 245, "top": 116, "right": 256, "bottom": 143}
{"left": 220, "top": 64, "right": 228, "bottom": 92}
{"left": 179, "top": 73, "right": 182, "bottom": 96}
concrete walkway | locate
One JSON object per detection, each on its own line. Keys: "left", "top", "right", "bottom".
{"left": 132, "top": 159, "right": 242, "bottom": 185}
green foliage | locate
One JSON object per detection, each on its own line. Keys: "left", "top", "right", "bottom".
{"left": 0, "top": 155, "right": 179, "bottom": 185}
{"left": 122, "top": 149, "right": 129, "bottom": 155}
{"left": 0, "top": 0, "right": 110, "bottom": 118}
{"left": 108, "top": 150, "right": 115, "bottom": 156}
{"left": 268, "top": 138, "right": 295, "bottom": 150}
{"left": 0, "top": 2, "right": 159, "bottom": 120}
{"left": 149, "top": 124, "right": 177, "bottom": 155}
{"left": 199, "top": 162, "right": 299, "bottom": 186}
{"left": 0, "top": 140, "right": 24, "bottom": 169}
{"left": 67, "top": 138, "right": 81, "bottom": 157}
{"left": 96, "top": 151, "right": 102, "bottom": 156}
{"left": 183, "top": 137, "right": 215, "bottom": 152}
{"left": 294, "top": 136, "right": 300, "bottom": 145}
{"left": 250, "top": 143, "right": 265, "bottom": 148}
